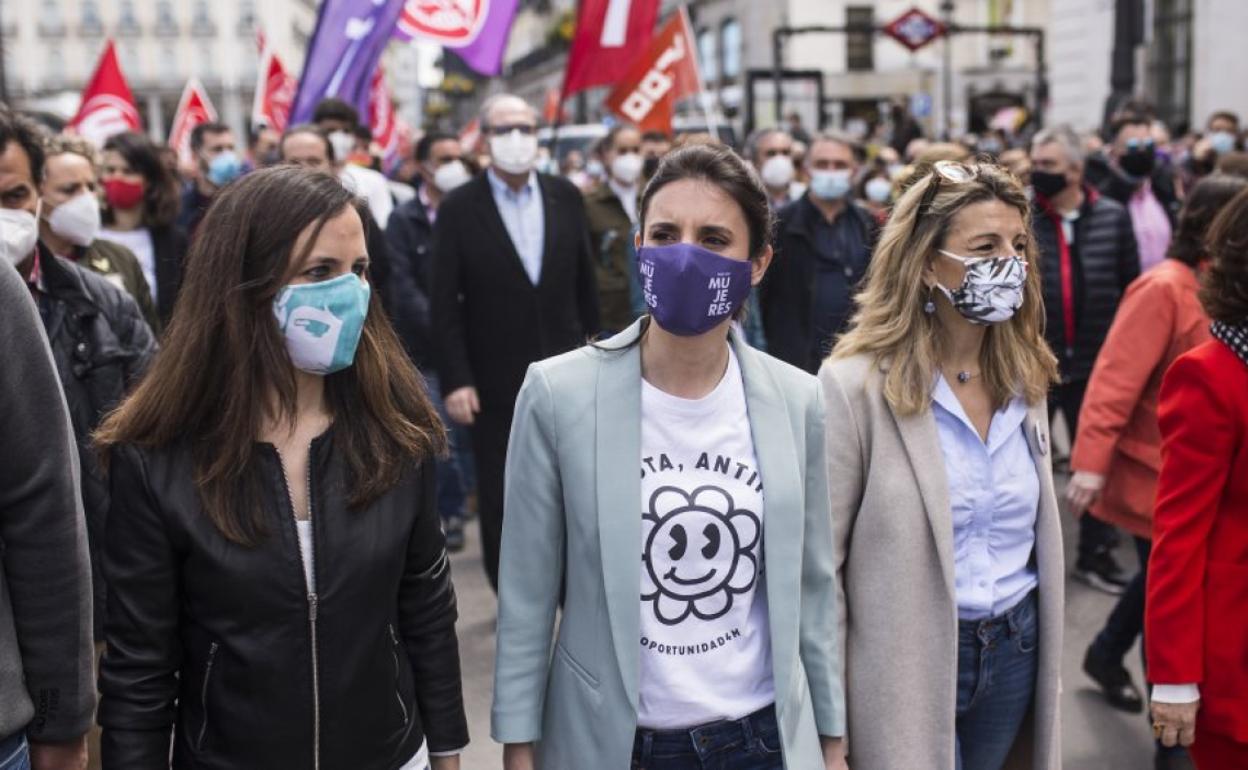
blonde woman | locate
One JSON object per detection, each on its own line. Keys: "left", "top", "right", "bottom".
{"left": 822, "top": 161, "right": 1063, "bottom": 770}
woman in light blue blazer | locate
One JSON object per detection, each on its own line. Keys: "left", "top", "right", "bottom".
{"left": 491, "top": 144, "right": 847, "bottom": 770}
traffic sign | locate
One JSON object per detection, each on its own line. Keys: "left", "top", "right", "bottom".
{"left": 883, "top": 6, "right": 948, "bottom": 52}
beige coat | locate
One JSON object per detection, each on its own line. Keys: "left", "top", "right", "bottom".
{"left": 819, "top": 354, "right": 1063, "bottom": 770}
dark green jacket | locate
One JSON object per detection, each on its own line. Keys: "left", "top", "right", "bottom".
{"left": 75, "top": 238, "right": 160, "bottom": 332}
{"left": 583, "top": 183, "right": 639, "bottom": 333}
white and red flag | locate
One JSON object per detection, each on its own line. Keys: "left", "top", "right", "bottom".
{"left": 69, "top": 39, "right": 142, "bottom": 147}
{"left": 253, "top": 30, "right": 297, "bottom": 132}
{"left": 604, "top": 9, "right": 701, "bottom": 133}
{"left": 562, "top": 0, "right": 660, "bottom": 96}
{"left": 367, "top": 66, "right": 400, "bottom": 172}
{"left": 168, "top": 78, "right": 218, "bottom": 166}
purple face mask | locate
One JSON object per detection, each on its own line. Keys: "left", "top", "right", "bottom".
{"left": 637, "top": 242, "right": 753, "bottom": 336}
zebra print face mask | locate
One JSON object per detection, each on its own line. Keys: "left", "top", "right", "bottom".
{"left": 934, "top": 250, "right": 1027, "bottom": 325}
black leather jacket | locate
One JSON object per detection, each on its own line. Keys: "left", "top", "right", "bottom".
{"left": 98, "top": 433, "right": 468, "bottom": 769}
{"left": 37, "top": 245, "right": 157, "bottom": 640}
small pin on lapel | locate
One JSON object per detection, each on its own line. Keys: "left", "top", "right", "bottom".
{"left": 1035, "top": 423, "right": 1049, "bottom": 457}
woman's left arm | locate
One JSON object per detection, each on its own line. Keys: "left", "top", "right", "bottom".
{"left": 398, "top": 461, "right": 469, "bottom": 755}
{"left": 801, "top": 379, "right": 847, "bottom": 748}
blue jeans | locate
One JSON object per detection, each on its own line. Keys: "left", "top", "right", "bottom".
{"left": 631, "top": 705, "right": 783, "bottom": 770}
{"left": 0, "top": 733, "right": 30, "bottom": 770}
{"left": 956, "top": 590, "right": 1039, "bottom": 770}
{"left": 420, "top": 372, "right": 466, "bottom": 524}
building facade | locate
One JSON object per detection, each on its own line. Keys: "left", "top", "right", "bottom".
{"left": 2, "top": 0, "right": 316, "bottom": 141}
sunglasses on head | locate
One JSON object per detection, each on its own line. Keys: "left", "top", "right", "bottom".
{"left": 910, "top": 160, "right": 980, "bottom": 239}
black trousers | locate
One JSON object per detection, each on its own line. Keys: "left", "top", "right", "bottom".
{"left": 469, "top": 405, "right": 514, "bottom": 592}
{"left": 1050, "top": 379, "right": 1118, "bottom": 561}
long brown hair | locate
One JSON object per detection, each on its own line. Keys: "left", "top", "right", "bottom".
{"left": 833, "top": 162, "right": 1058, "bottom": 414}
{"left": 95, "top": 166, "right": 445, "bottom": 545}
{"left": 1200, "top": 185, "right": 1248, "bottom": 324}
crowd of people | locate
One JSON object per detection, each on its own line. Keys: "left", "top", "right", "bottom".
{"left": 1, "top": 89, "right": 1246, "bottom": 770}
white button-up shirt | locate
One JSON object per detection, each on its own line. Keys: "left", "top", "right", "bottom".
{"left": 931, "top": 375, "right": 1040, "bottom": 620}
{"left": 487, "top": 168, "right": 545, "bottom": 285}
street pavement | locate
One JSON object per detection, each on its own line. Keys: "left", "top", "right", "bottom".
{"left": 446, "top": 473, "right": 1158, "bottom": 769}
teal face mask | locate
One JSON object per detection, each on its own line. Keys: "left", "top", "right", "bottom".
{"left": 273, "top": 273, "right": 371, "bottom": 375}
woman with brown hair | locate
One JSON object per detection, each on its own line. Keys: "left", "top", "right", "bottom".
{"left": 94, "top": 166, "right": 467, "bottom": 770}
{"left": 99, "top": 131, "right": 188, "bottom": 325}
{"left": 823, "top": 161, "right": 1063, "bottom": 769}
{"left": 1147, "top": 185, "right": 1248, "bottom": 768}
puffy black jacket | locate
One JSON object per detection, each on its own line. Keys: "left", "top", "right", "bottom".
{"left": 37, "top": 244, "right": 157, "bottom": 639}
{"left": 98, "top": 433, "right": 468, "bottom": 770}
{"left": 383, "top": 192, "right": 435, "bottom": 367}
{"left": 1033, "top": 190, "right": 1139, "bottom": 384}
{"left": 1084, "top": 151, "right": 1181, "bottom": 225}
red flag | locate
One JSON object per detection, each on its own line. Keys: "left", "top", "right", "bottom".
{"left": 604, "top": 10, "right": 700, "bottom": 133}
{"left": 252, "top": 31, "right": 297, "bottom": 132}
{"left": 542, "top": 87, "right": 569, "bottom": 125}
{"left": 69, "top": 40, "right": 141, "bottom": 147}
{"left": 168, "top": 78, "right": 218, "bottom": 166}
{"left": 368, "top": 66, "right": 399, "bottom": 172}
{"left": 458, "top": 117, "right": 482, "bottom": 154}
{"left": 562, "top": 0, "right": 660, "bottom": 96}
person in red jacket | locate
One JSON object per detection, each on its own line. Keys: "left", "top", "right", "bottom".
{"left": 1068, "top": 176, "right": 1247, "bottom": 738}
{"left": 1147, "top": 185, "right": 1248, "bottom": 768}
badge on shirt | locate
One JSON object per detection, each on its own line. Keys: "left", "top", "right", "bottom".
{"left": 1033, "top": 423, "right": 1049, "bottom": 457}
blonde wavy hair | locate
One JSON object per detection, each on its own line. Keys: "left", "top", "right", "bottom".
{"left": 832, "top": 162, "right": 1058, "bottom": 414}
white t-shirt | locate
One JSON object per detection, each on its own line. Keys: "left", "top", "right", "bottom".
{"left": 99, "top": 227, "right": 156, "bottom": 304}
{"left": 339, "top": 163, "right": 394, "bottom": 228}
{"left": 637, "top": 347, "right": 774, "bottom": 729}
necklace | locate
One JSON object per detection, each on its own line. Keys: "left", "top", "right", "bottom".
{"left": 956, "top": 370, "right": 981, "bottom": 384}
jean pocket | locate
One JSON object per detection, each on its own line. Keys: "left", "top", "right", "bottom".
{"left": 755, "top": 726, "right": 783, "bottom": 755}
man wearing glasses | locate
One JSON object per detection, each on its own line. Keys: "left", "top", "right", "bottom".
{"left": 430, "top": 93, "right": 600, "bottom": 590}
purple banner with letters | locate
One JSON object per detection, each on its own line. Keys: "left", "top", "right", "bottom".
{"left": 290, "top": 0, "right": 406, "bottom": 125}
{"left": 392, "top": 0, "right": 520, "bottom": 76}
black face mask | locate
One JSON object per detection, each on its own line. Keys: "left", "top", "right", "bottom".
{"left": 1118, "top": 149, "right": 1156, "bottom": 178}
{"left": 642, "top": 156, "right": 660, "bottom": 179}
{"left": 1030, "top": 169, "right": 1068, "bottom": 199}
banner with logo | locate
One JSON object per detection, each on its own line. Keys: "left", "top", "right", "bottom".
{"left": 563, "top": 0, "right": 660, "bottom": 96}
{"left": 603, "top": 9, "right": 700, "bottom": 133}
{"left": 393, "top": 0, "right": 520, "bottom": 76}
{"left": 168, "top": 78, "right": 218, "bottom": 166}
{"left": 69, "top": 39, "right": 142, "bottom": 147}
{"left": 368, "top": 66, "right": 400, "bottom": 172}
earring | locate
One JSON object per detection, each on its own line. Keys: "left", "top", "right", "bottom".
{"left": 924, "top": 287, "right": 936, "bottom": 315}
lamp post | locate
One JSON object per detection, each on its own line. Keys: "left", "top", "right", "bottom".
{"left": 940, "top": 0, "right": 955, "bottom": 139}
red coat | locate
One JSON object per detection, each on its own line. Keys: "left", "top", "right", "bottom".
{"left": 1146, "top": 339, "right": 1248, "bottom": 742}
{"left": 1071, "top": 260, "right": 1211, "bottom": 537}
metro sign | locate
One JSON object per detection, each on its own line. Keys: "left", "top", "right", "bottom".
{"left": 883, "top": 6, "right": 947, "bottom": 52}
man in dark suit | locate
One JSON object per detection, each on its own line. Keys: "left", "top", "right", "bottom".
{"left": 761, "top": 131, "right": 879, "bottom": 374}
{"left": 432, "top": 94, "right": 600, "bottom": 589}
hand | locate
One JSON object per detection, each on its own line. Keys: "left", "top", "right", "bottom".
{"left": 1065, "top": 471, "right": 1105, "bottom": 517}
{"left": 29, "top": 736, "right": 88, "bottom": 770}
{"left": 431, "top": 755, "right": 460, "bottom": 770}
{"left": 821, "top": 736, "right": 849, "bottom": 770}
{"left": 445, "top": 386, "right": 481, "bottom": 426}
{"left": 1152, "top": 699, "right": 1199, "bottom": 748}
{"left": 503, "top": 742, "right": 536, "bottom": 770}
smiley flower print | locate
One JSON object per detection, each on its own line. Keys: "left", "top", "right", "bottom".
{"left": 641, "top": 485, "right": 761, "bottom": 626}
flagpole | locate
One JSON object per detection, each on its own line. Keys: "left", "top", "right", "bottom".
{"left": 681, "top": 5, "right": 719, "bottom": 141}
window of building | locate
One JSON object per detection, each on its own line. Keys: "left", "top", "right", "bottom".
{"left": 192, "top": 0, "right": 217, "bottom": 36}
{"left": 720, "top": 18, "right": 742, "bottom": 81}
{"left": 697, "top": 26, "right": 718, "bottom": 85}
{"left": 846, "top": 6, "right": 874, "bottom": 72}
{"left": 46, "top": 45, "right": 66, "bottom": 88}
{"left": 159, "top": 43, "right": 179, "bottom": 84}
{"left": 118, "top": 0, "right": 141, "bottom": 36}
{"left": 79, "top": 0, "right": 103, "bottom": 36}
{"left": 238, "top": 0, "right": 256, "bottom": 34}
{"left": 155, "top": 1, "right": 177, "bottom": 34}
{"left": 1149, "top": 0, "right": 1192, "bottom": 129}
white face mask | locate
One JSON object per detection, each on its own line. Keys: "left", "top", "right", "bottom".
{"left": 433, "top": 160, "right": 471, "bottom": 193}
{"left": 328, "top": 131, "right": 356, "bottom": 163}
{"left": 0, "top": 203, "right": 40, "bottom": 267}
{"left": 46, "top": 191, "right": 102, "bottom": 247}
{"left": 864, "top": 176, "right": 893, "bottom": 204}
{"left": 759, "top": 154, "right": 796, "bottom": 189}
{"left": 610, "top": 152, "right": 643, "bottom": 186}
{"left": 489, "top": 129, "right": 539, "bottom": 175}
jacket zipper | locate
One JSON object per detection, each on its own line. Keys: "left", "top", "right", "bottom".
{"left": 277, "top": 444, "right": 321, "bottom": 770}
{"left": 388, "top": 624, "right": 409, "bottom": 726}
{"left": 196, "top": 642, "right": 219, "bottom": 750}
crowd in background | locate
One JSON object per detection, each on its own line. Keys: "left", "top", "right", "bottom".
{"left": 1, "top": 88, "right": 1248, "bottom": 770}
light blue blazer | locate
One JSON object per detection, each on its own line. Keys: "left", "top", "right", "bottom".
{"left": 491, "top": 320, "right": 845, "bottom": 769}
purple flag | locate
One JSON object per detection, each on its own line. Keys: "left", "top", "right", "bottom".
{"left": 290, "top": 0, "right": 406, "bottom": 125}
{"left": 392, "top": 0, "right": 520, "bottom": 76}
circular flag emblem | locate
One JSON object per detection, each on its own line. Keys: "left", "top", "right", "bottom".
{"left": 397, "top": 0, "right": 488, "bottom": 45}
